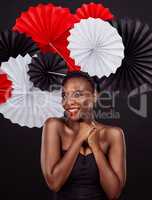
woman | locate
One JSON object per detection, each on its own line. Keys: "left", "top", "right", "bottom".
{"left": 40, "top": 71, "right": 126, "bottom": 200}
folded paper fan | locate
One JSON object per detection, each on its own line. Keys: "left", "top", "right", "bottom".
{"left": 13, "top": 3, "right": 76, "bottom": 55}
{"left": 0, "top": 74, "right": 12, "bottom": 104}
{"left": 67, "top": 18, "right": 124, "bottom": 78}
{"left": 0, "top": 30, "right": 39, "bottom": 65}
{"left": 98, "top": 18, "right": 152, "bottom": 94}
{"left": 27, "top": 52, "right": 68, "bottom": 91}
{"left": 75, "top": 2, "right": 114, "bottom": 21}
{"left": 0, "top": 54, "right": 64, "bottom": 128}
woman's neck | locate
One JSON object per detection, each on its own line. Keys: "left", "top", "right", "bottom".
{"left": 65, "top": 113, "right": 96, "bottom": 134}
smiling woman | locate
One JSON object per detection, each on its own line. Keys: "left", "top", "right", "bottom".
{"left": 40, "top": 71, "right": 127, "bottom": 200}
{"left": 61, "top": 71, "right": 96, "bottom": 120}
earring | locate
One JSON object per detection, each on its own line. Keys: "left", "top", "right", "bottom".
{"left": 63, "top": 111, "right": 67, "bottom": 118}
{"left": 93, "top": 96, "right": 98, "bottom": 108}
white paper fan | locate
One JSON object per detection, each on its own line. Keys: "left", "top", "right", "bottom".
{"left": 67, "top": 17, "right": 124, "bottom": 78}
{"left": 0, "top": 54, "right": 64, "bottom": 128}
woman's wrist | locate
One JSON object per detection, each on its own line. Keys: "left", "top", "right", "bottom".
{"left": 89, "top": 142, "right": 101, "bottom": 152}
{"left": 75, "top": 134, "right": 84, "bottom": 146}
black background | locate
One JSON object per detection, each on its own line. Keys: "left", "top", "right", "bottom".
{"left": 1, "top": 0, "right": 152, "bottom": 200}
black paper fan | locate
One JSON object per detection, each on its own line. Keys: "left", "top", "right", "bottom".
{"left": 98, "top": 18, "right": 152, "bottom": 95}
{"left": 0, "top": 30, "right": 39, "bottom": 65}
{"left": 27, "top": 52, "right": 68, "bottom": 91}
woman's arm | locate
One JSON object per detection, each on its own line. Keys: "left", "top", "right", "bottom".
{"left": 40, "top": 118, "right": 83, "bottom": 192}
{"left": 90, "top": 127, "right": 126, "bottom": 200}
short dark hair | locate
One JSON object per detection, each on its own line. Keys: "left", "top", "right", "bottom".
{"left": 62, "top": 71, "right": 96, "bottom": 92}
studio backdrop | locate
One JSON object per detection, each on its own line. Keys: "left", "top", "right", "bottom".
{"left": 1, "top": 0, "right": 152, "bottom": 200}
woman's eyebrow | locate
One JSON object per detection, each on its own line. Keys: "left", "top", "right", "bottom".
{"left": 75, "top": 89, "right": 84, "bottom": 92}
{"left": 62, "top": 89, "right": 84, "bottom": 94}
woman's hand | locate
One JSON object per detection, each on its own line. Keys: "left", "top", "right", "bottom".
{"left": 87, "top": 126, "right": 101, "bottom": 150}
{"left": 76, "top": 121, "right": 96, "bottom": 143}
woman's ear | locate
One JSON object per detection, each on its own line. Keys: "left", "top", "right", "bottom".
{"left": 94, "top": 89, "right": 98, "bottom": 104}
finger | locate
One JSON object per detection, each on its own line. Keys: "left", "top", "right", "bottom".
{"left": 91, "top": 121, "right": 97, "bottom": 128}
{"left": 89, "top": 127, "right": 96, "bottom": 134}
{"left": 87, "top": 128, "right": 94, "bottom": 135}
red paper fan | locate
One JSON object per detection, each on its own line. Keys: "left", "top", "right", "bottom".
{"left": 60, "top": 46, "right": 81, "bottom": 72}
{"left": 13, "top": 3, "right": 76, "bottom": 54}
{"left": 0, "top": 74, "right": 12, "bottom": 104}
{"left": 75, "top": 2, "right": 114, "bottom": 21}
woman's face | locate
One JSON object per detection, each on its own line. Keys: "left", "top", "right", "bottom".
{"left": 62, "top": 77, "right": 96, "bottom": 121}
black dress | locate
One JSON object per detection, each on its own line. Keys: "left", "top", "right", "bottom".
{"left": 54, "top": 149, "right": 108, "bottom": 200}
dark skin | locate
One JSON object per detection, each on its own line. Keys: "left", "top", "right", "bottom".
{"left": 40, "top": 77, "right": 127, "bottom": 200}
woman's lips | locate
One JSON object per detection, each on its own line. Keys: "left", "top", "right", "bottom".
{"left": 67, "top": 108, "right": 80, "bottom": 116}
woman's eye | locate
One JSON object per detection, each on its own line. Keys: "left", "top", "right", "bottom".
{"left": 74, "top": 91, "right": 83, "bottom": 97}
{"left": 62, "top": 91, "right": 84, "bottom": 100}
{"left": 62, "top": 93, "right": 66, "bottom": 99}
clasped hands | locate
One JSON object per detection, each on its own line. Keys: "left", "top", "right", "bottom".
{"left": 78, "top": 121, "right": 100, "bottom": 150}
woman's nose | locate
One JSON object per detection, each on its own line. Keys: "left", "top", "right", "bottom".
{"left": 66, "top": 96, "right": 77, "bottom": 106}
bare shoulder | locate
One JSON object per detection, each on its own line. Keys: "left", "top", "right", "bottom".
{"left": 105, "top": 125, "right": 125, "bottom": 145}
{"left": 44, "top": 116, "right": 64, "bottom": 124}
{"left": 96, "top": 122, "right": 125, "bottom": 144}
{"left": 44, "top": 117, "right": 64, "bottom": 130}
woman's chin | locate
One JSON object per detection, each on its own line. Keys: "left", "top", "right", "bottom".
{"left": 66, "top": 110, "right": 90, "bottom": 122}
{"left": 66, "top": 110, "right": 81, "bottom": 121}
{"left": 68, "top": 114, "right": 88, "bottom": 122}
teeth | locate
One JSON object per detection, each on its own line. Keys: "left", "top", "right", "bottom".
{"left": 68, "top": 108, "right": 79, "bottom": 112}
